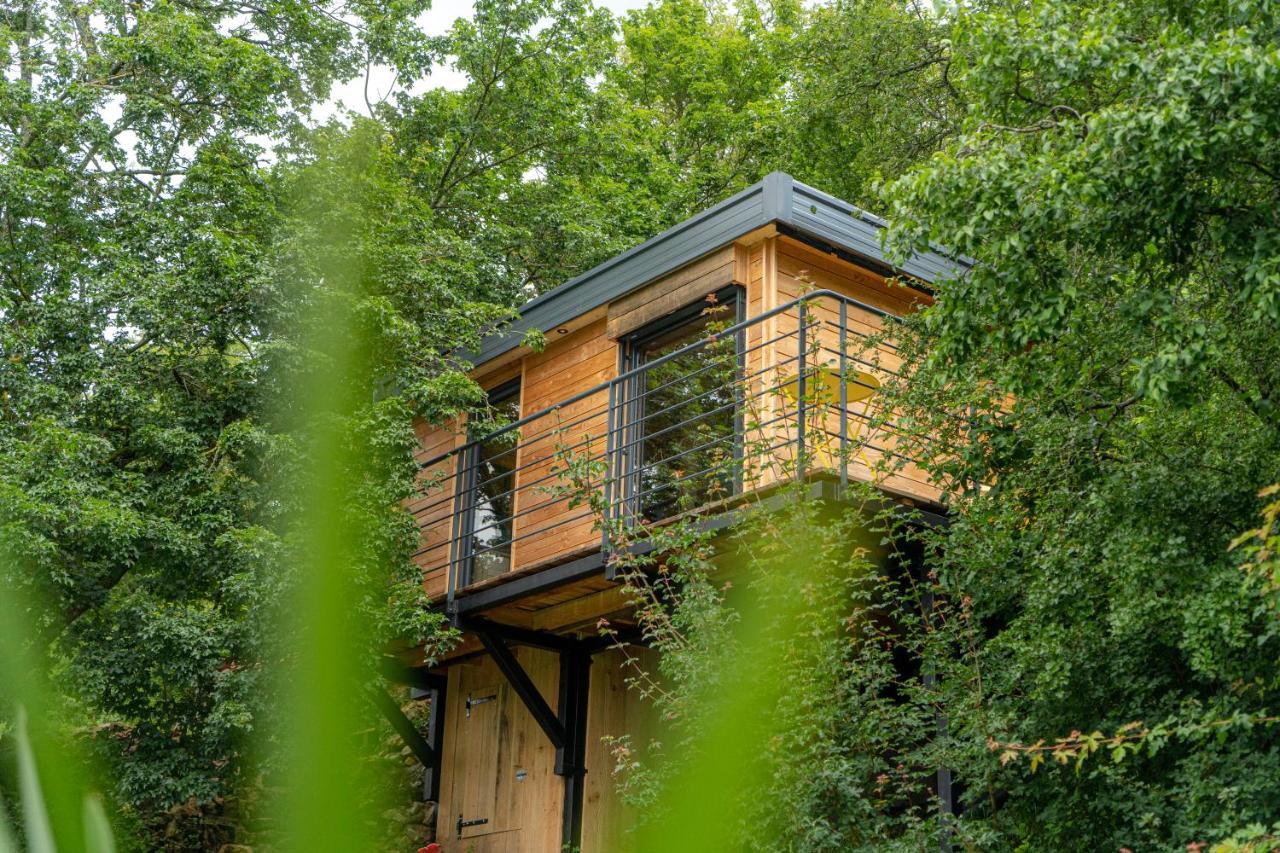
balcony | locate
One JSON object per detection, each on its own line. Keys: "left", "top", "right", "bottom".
{"left": 412, "top": 289, "right": 938, "bottom": 611}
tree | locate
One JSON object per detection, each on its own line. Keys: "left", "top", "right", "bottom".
{"left": 786, "top": 0, "right": 959, "bottom": 207}
{"left": 0, "top": 0, "right": 569, "bottom": 842}
{"left": 881, "top": 0, "right": 1280, "bottom": 847}
{"left": 566, "top": 0, "right": 956, "bottom": 254}
{"left": 0, "top": 0, "right": 712, "bottom": 842}
{"left": 0, "top": 0, "right": 422, "bottom": 830}
{"left": 375, "top": 0, "right": 620, "bottom": 300}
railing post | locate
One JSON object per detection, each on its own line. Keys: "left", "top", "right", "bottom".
{"left": 602, "top": 379, "right": 618, "bottom": 553}
{"left": 623, "top": 365, "right": 641, "bottom": 522}
{"left": 733, "top": 322, "right": 747, "bottom": 498}
{"left": 446, "top": 447, "right": 468, "bottom": 612}
{"left": 796, "top": 299, "right": 807, "bottom": 482}
{"left": 838, "top": 298, "right": 849, "bottom": 496}
{"left": 459, "top": 445, "right": 481, "bottom": 598}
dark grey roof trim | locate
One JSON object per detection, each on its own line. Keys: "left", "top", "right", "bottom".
{"left": 473, "top": 172, "right": 967, "bottom": 365}
{"left": 787, "top": 180, "right": 970, "bottom": 284}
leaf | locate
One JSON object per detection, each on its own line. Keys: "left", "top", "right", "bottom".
{"left": 0, "top": 797, "right": 19, "bottom": 853}
{"left": 15, "top": 708, "right": 56, "bottom": 853}
{"left": 83, "top": 795, "right": 117, "bottom": 853}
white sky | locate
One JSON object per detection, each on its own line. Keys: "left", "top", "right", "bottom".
{"left": 320, "top": 0, "right": 652, "bottom": 121}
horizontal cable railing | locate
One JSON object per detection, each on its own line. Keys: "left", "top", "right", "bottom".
{"left": 409, "top": 290, "right": 929, "bottom": 607}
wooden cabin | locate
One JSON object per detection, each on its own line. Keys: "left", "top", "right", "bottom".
{"left": 400, "top": 174, "right": 962, "bottom": 852}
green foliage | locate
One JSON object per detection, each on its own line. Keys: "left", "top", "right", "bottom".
{"left": 787, "top": 0, "right": 959, "bottom": 207}
{"left": 16, "top": 0, "right": 1280, "bottom": 849}
{"left": 0, "top": 0, "right": 535, "bottom": 841}
{"left": 268, "top": 153, "right": 407, "bottom": 853}
{"left": 878, "top": 0, "right": 1280, "bottom": 847}
{"left": 586, "top": 491, "right": 956, "bottom": 852}
{"left": 0, "top": 709, "right": 116, "bottom": 853}
{"left": 600, "top": 0, "right": 796, "bottom": 213}
{"left": 1211, "top": 822, "right": 1280, "bottom": 853}
{"left": 1232, "top": 483, "right": 1280, "bottom": 618}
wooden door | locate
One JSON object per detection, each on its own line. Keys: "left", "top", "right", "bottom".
{"left": 437, "top": 648, "right": 563, "bottom": 853}
{"left": 449, "top": 679, "right": 520, "bottom": 843}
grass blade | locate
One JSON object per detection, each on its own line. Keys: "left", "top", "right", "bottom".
{"left": 82, "top": 796, "right": 116, "bottom": 853}
{"left": 0, "top": 796, "right": 18, "bottom": 853}
{"left": 14, "top": 708, "right": 56, "bottom": 853}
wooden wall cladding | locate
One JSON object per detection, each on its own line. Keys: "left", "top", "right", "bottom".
{"left": 511, "top": 317, "right": 614, "bottom": 571}
{"left": 605, "top": 247, "right": 737, "bottom": 340}
{"left": 767, "top": 237, "right": 940, "bottom": 503}
{"left": 581, "top": 646, "right": 658, "bottom": 853}
{"left": 411, "top": 232, "right": 944, "bottom": 603}
{"left": 410, "top": 417, "right": 462, "bottom": 601}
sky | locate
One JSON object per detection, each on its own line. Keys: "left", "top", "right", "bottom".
{"left": 321, "top": 0, "right": 652, "bottom": 120}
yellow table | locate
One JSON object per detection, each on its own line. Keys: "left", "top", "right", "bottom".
{"left": 778, "top": 365, "right": 880, "bottom": 475}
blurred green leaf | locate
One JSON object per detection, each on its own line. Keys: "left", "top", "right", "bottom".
{"left": 15, "top": 710, "right": 55, "bottom": 853}
{"left": 81, "top": 797, "right": 115, "bottom": 853}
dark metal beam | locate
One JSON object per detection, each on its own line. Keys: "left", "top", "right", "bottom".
{"left": 913, "top": 536, "right": 954, "bottom": 851}
{"left": 456, "top": 616, "right": 576, "bottom": 652}
{"left": 381, "top": 658, "right": 448, "bottom": 692}
{"left": 451, "top": 550, "right": 607, "bottom": 614}
{"left": 810, "top": 478, "right": 951, "bottom": 528}
{"left": 445, "top": 480, "right": 947, "bottom": 616}
{"left": 602, "top": 505, "right": 739, "bottom": 581}
{"left": 368, "top": 687, "right": 435, "bottom": 769}
{"left": 582, "top": 627, "right": 647, "bottom": 653}
{"left": 474, "top": 628, "right": 566, "bottom": 751}
{"left": 558, "top": 646, "right": 591, "bottom": 848}
{"left": 422, "top": 682, "right": 447, "bottom": 802}
{"left": 601, "top": 480, "right": 949, "bottom": 579}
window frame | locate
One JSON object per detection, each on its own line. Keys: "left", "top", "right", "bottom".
{"left": 459, "top": 377, "right": 522, "bottom": 587}
{"left": 616, "top": 284, "right": 746, "bottom": 524}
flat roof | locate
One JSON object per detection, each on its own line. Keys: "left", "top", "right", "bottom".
{"left": 474, "top": 171, "right": 968, "bottom": 364}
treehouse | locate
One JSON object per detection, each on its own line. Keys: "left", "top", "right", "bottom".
{"left": 398, "top": 173, "right": 961, "bottom": 852}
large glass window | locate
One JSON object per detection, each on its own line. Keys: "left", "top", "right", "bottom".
{"left": 625, "top": 288, "right": 743, "bottom": 523}
{"left": 467, "top": 380, "right": 521, "bottom": 584}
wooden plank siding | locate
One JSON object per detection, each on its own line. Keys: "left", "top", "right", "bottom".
{"left": 605, "top": 246, "right": 736, "bottom": 339}
{"left": 580, "top": 645, "right": 658, "bottom": 853}
{"left": 410, "top": 417, "right": 462, "bottom": 601}
{"left": 767, "top": 237, "right": 939, "bottom": 502}
{"left": 511, "top": 317, "right": 615, "bottom": 571}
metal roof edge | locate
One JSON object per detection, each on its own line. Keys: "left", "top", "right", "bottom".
{"left": 472, "top": 175, "right": 774, "bottom": 363}
{"left": 507, "top": 176, "right": 775, "bottom": 317}
{"left": 469, "top": 172, "right": 971, "bottom": 366}
{"left": 787, "top": 178, "right": 973, "bottom": 282}
{"left": 761, "top": 170, "right": 794, "bottom": 224}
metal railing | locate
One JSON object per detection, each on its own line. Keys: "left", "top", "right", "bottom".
{"left": 412, "top": 290, "right": 919, "bottom": 607}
